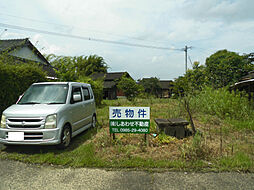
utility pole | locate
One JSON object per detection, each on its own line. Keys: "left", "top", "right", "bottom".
{"left": 184, "top": 45, "right": 192, "bottom": 73}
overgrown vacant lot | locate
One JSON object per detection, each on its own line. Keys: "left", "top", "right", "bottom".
{"left": 1, "top": 89, "right": 254, "bottom": 171}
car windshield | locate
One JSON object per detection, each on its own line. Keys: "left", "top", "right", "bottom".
{"left": 18, "top": 84, "right": 69, "bottom": 105}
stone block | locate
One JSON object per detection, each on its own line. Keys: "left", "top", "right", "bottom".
{"left": 154, "top": 118, "right": 190, "bottom": 139}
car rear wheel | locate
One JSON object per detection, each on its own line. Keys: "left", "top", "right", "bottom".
{"left": 58, "top": 125, "right": 71, "bottom": 149}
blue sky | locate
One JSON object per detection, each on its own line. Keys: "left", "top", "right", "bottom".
{"left": 1, "top": 0, "right": 254, "bottom": 80}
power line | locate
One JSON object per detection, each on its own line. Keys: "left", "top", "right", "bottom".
{"left": 0, "top": 22, "right": 183, "bottom": 51}
{"left": 0, "top": 13, "right": 69, "bottom": 29}
{"left": 0, "top": 12, "right": 175, "bottom": 45}
{"left": 0, "top": 28, "right": 7, "bottom": 38}
{"left": 188, "top": 55, "right": 193, "bottom": 67}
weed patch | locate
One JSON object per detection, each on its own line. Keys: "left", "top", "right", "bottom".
{"left": 180, "top": 132, "right": 214, "bottom": 160}
{"left": 191, "top": 87, "right": 254, "bottom": 123}
{"left": 0, "top": 98, "right": 253, "bottom": 171}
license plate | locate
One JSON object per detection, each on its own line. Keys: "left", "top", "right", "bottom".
{"left": 8, "top": 132, "right": 24, "bottom": 141}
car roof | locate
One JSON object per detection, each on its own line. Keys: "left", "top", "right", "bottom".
{"left": 33, "top": 82, "right": 91, "bottom": 86}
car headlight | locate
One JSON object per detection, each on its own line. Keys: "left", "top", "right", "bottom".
{"left": 1, "top": 114, "right": 6, "bottom": 128}
{"left": 45, "top": 114, "right": 57, "bottom": 129}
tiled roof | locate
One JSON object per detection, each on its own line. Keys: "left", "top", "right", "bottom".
{"left": 0, "top": 38, "right": 49, "bottom": 64}
{"left": 0, "top": 38, "right": 27, "bottom": 52}
{"left": 91, "top": 72, "right": 130, "bottom": 81}
{"left": 104, "top": 72, "right": 128, "bottom": 80}
{"left": 90, "top": 72, "right": 132, "bottom": 89}
{"left": 0, "top": 38, "right": 56, "bottom": 78}
{"left": 90, "top": 73, "right": 106, "bottom": 80}
{"left": 241, "top": 71, "right": 254, "bottom": 81}
{"left": 159, "top": 80, "right": 173, "bottom": 89}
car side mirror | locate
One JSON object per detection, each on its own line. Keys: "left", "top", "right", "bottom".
{"left": 73, "top": 94, "right": 81, "bottom": 102}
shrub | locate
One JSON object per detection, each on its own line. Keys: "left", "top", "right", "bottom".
{"left": 78, "top": 76, "right": 104, "bottom": 106}
{"left": 191, "top": 86, "right": 253, "bottom": 120}
{"left": 190, "top": 86, "right": 254, "bottom": 130}
{"left": 0, "top": 62, "right": 46, "bottom": 114}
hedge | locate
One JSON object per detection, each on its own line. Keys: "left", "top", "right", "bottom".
{"left": 0, "top": 62, "right": 46, "bottom": 114}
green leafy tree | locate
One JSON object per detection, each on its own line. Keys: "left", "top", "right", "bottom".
{"left": 46, "top": 54, "right": 108, "bottom": 81}
{"left": 173, "top": 76, "right": 189, "bottom": 96}
{"left": 188, "top": 62, "right": 207, "bottom": 88}
{"left": 174, "top": 50, "right": 254, "bottom": 95}
{"left": 138, "top": 77, "right": 161, "bottom": 98}
{"left": 78, "top": 76, "right": 104, "bottom": 106}
{"left": 46, "top": 55, "right": 78, "bottom": 81}
{"left": 205, "top": 50, "right": 254, "bottom": 88}
{"left": 179, "top": 62, "right": 207, "bottom": 92}
{"left": 117, "top": 75, "right": 143, "bottom": 101}
{"left": 76, "top": 55, "right": 108, "bottom": 76}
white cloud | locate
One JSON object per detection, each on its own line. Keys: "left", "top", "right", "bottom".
{"left": 2, "top": 31, "right": 26, "bottom": 39}
{"left": 30, "top": 34, "right": 62, "bottom": 54}
{"left": 183, "top": 0, "right": 254, "bottom": 23}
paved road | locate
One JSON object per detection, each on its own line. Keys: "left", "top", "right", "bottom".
{"left": 0, "top": 159, "right": 254, "bottom": 190}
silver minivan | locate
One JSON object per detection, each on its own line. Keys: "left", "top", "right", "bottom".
{"left": 0, "top": 82, "right": 96, "bottom": 149}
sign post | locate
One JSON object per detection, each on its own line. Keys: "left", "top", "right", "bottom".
{"left": 109, "top": 107, "right": 150, "bottom": 145}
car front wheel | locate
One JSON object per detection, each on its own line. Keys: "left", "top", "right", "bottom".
{"left": 91, "top": 115, "right": 96, "bottom": 128}
{"left": 58, "top": 125, "right": 71, "bottom": 149}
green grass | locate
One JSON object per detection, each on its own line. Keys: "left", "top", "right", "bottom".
{"left": 0, "top": 128, "right": 101, "bottom": 167}
{"left": 218, "top": 152, "right": 253, "bottom": 171}
{"left": 0, "top": 95, "right": 254, "bottom": 172}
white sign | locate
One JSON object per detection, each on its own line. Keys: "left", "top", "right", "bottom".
{"left": 109, "top": 107, "right": 150, "bottom": 134}
{"left": 109, "top": 107, "right": 150, "bottom": 120}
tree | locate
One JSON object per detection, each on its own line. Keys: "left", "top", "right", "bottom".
{"left": 173, "top": 50, "right": 254, "bottom": 95}
{"left": 205, "top": 50, "right": 254, "bottom": 88}
{"left": 78, "top": 76, "right": 104, "bottom": 106}
{"left": 46, "top": 55, "right": 78, "bottom": 81}
{"left": 117, "top": 75, "right": 143, "bottom": 101}
{"left": 182, "top": 62, "right": 207, "bottom": 91}
{"left": 46, "top": 54, "right": 108, "bottom": 81}
{"left": 173, "top": 76, "right": 189, "bottom": 96}
{"left": 138, "top": 77, "right": 161, "bottom": 98}
{"left": 76, "top": 55, "right": 108, "bottom": 76}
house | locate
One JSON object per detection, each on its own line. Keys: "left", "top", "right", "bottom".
{"left": 231, "top": 71, "right": 254, "bottom": 100}
{"left": 239, "top": 71, "right": 254, "bottom": 82}
{"left": 138, "top": 77, "right": 174, "bottom": 98}
{"left": 91, "top": 72, "right": 132, "bottom": 99}
{"left": 0, "top": 38, "right": 56, "bottom": 79}
{"left": 159, "top": 80, "right": 174, "bottom": 98}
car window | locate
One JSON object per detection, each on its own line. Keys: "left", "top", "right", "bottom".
{"left": 89, "top": 87, "right": 94, "bottom": 99}
{"left": 82, "top": 87, "right": 90, "bottom": 101}
{"left": 18, "top": 84, "right": 69, "bottom": 104}
{"left": 71, "top": 86, "right": 82, "bottom": 103}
